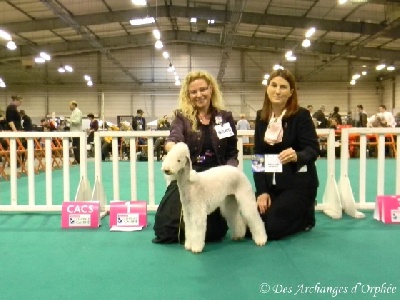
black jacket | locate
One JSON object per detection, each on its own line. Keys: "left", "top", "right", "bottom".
{"left": 167, "top": 110, "right": 238, "bottom": 167}
{"left": 253, "top": 107, "right": 319, "bottom": 196}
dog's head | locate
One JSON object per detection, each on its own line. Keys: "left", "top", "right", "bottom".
{"left": 161, "top": 142, "right": 192, "bottom": 176}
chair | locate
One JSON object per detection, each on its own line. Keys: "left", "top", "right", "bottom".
{"left": 0, "top": 139, "right": 10, "bottom": 180}
{"left": 34, "top": 138, "right": 46, "bottom": 172}
{"left": 384, "top": 134, "right": 397, "bottom": 158}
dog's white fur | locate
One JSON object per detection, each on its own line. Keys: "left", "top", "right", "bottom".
{"left": 161, "top": 142, "right": 267, "bottom": 253}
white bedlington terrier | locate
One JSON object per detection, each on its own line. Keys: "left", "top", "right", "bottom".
{"left": 161, "top": 142, "right": 267, "bottom": 253}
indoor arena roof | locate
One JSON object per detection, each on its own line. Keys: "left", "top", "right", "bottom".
{"left": 0, "top": 0, "right": 399, "bottom": 87}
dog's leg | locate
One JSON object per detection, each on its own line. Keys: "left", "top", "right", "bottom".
{"left": 189, "top": 205, "right": 207, "bottom": 253}
{"left": 220, "top": 195, "right": 246, "bottom": 240}
{"left": 181, "top": 206, "right": 192, "bottom": 251}
{"left": 236, "top": 188, "right": 267, "bottom": 246}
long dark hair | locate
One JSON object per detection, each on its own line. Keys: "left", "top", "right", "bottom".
{"left": 260, "top": 69, "right": 299, "bottom": 122}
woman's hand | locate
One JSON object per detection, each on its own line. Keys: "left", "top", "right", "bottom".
{"left": 279, "top": 147, "right": 297, "bottom": 164}
{"left": 257, "top": 193, "right": 271, "bottom": 214}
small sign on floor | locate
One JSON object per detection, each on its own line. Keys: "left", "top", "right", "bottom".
{"left": 374, "top": 195, "right": 400, "bottom": 224}
{"left": 61, "top": 201, "right": 100, "bottom": 228}
{"left": 109, "top": 201, "right": 147, "bottom": 231}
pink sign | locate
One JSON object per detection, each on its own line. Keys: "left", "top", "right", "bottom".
{"left": 109, "top": 201, "right": 147, "bottom": 228}
{"left": 61, "top": 201, "right": 100, "bottom": 228}
{"left": 375, "top": 196, "right": 400, "bottom": 224}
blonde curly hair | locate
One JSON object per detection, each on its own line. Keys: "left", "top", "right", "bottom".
{"left": 178, "top": 70, "right": 225, "bottom": 131}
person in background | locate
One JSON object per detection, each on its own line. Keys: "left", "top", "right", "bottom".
{"left": 0, "top": 115, "right": 6, "bottom": 131}
{"left": 377, "top": 104, "right": 395, "bottom": 127}
{"left": 313, "top": 105, "right": 327, "bottom": 128}
{"left": 87, "top": 113, "right": 99, "bottom": 144}
{"left": 154, "top": 115, "right": 171, "bottom": 161}
{"left": 306, "top": 105, "right": 313, "bottom": 117}
{"left": 6, "top": 95, "right": 22, "bottom": 132}
{"left": 236, "top": 113, "right": 251, "bottom": 154}
{"left": 252, "top": 68, "right": 320, "bottom": 240}
{"left": 101, "top": 125, "right": 120, "bottom": 161}
{"left": 356, "top": 105, "right": 368, "bottom": 127}
{"left": 133, "top": 109, "right": 146, "bottom": 131}
{"left": 133, "top": 109, "right": 147, "bottom": 146}
{"left": 20, "top": 110, "right": 33, "bottom": 131}
{"left": 69, "top": 101, "right": 83, "bottom": 164}
{"left": 153, "top": 70, "right": 238, "bottom": 244}
{"left": 330, "top": 106, "right": 342, "bottom": 125}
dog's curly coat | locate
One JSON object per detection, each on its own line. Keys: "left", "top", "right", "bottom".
{"left": 162, "top": 142, "right": 267, "bottom": 253}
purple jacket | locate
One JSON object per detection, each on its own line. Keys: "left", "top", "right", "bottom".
{"left": 167, "top": 110, "right": 238, "bottom": 167}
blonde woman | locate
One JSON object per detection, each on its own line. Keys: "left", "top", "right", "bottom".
{"left": 153, "top": 70, "right": 238, "bottom": 244}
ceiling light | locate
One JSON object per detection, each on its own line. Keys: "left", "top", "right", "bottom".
{"left": 338, "top": 0, "right": 348, "bottom": 4}
{"left": 361, "top": 71, "right": 367, "bottom": 76}
{"left": 131, "top": 0, "right": 147, "bottom": 5}
{"left": 87, "top": 80, "right": 93, "bottom": 86}
{"left": 162, "top": 51, "right": 169, "bottom": 59}
{"left": 130, "top": 17, "right": 155, "bottom": 26}
{"left": 174, "top": 80, "right": 181, "bottom": 86}
{"left": 155, "top": 40, "right": 163, "bottom": 49}
{"left": 352, "top": 73, "right": 361, "bottom": 80}
{"left": 35, "top": 57, "right": 46, "bottom": 63}
{"left": 350, "top": 79, "right": 356, "bottom": 85}
{"left": 84, "top": 75, "right": 91, "bottom": 81}
{"left": 0, "top": 81, "right": 6, "bottom": 88}
{"left": 287, "top": 56, "right": 297, "bottom": 61}
{"left": 262, "top": 79, "right": 268, "bottom": 85}
{"left": 387, "top": 65, "right": 395, "bottom": 71}
{"left": 153, "top": 29, "right": 161, "bottom": 40}
{"left": 40, "top": 52, "right": 51, "bottom": 61}
{"left": 58, "top": 66, "right": 65, "bottom": 73}
{"left": 64, "top": 65, "right": 73, "bottom": 72}
{"left": 174, "top": 75, "right": 180, "bottom": 81}
{"left": 167, "top": 63, "right": 175, "bottom": 72}
{"left": 190, "top": 18, "right": 197, "bottom": 23}
{"left": 273, "top": 64, "right": 283, "bottom": 70}
{"left": 6, "top": 41, "right": 17, "bottom": 50}
{"left": 305, "top": 27, "right": 316, "bottom": 38}
{"left": 302, "top": 39, "right": 311, "bottom": 48}
{"left": 0, "top": 30, "right": 12, "bottom": 41}
{"left": 285, "top": 51, "right": 293, "bottom": 58}
{"left": 376, "top": 64, "right": 386, "bottom": 71}
{"left": 208, "top": 20, "right": 215, "bottom": 24}
{"left": 264, "top": 74, "right": 270, "bottom": 80}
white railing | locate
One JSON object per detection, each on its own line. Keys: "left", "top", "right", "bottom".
{"left": 1, "top": 128, "right": 399, "bottom": 220}
{"left": 0, "top": 131, "right": 87, "bottom": 212}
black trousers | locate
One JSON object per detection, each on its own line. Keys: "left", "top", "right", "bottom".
{"left": 72, "top": 137, "right": 80, "bottom": 163}
{"left": 260, "top": 186, "right": 317, "bottom": 240}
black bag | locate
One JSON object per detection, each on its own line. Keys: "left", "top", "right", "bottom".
{"left": 152, "top": 180, "right": 228, "bottom": 244}
{"left": 137, "top": 151, "right": 148, "bottom": 161}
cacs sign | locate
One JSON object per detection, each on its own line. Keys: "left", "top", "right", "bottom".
{"left": 61, "top": 201, "right": 100, "bottom": 228}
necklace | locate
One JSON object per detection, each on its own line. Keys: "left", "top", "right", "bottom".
{"left": 198, "top": 114, "right": 210, "bottom": 124}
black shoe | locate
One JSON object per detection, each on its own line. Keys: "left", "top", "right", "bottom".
{"left": 304, "top": 224, "right": 314, "bottom": 232}
{"left": 71, "top": 160, "right": 79, "bottom": 165}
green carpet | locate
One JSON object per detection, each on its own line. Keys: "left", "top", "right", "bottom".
{"left": 1, "top": 159, "right": 399, "bottom": 299}
{"left": 0, "top": 212, "right": 399, "bottom": 299}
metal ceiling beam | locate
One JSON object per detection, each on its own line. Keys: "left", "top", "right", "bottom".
{"left": 38, "top": 0, "right": 141, "bottom": 84}
{"left": 1, "top": 30, "right": 400, "bottom": 64}
{"left": 300, "top": 15, "right": 400, "bottom": 81}
{"left": 2, "top": 5, "right": 400, "bottom": 39}
{"left": 217, "top": 0, "right": 246, "bottom": 82}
